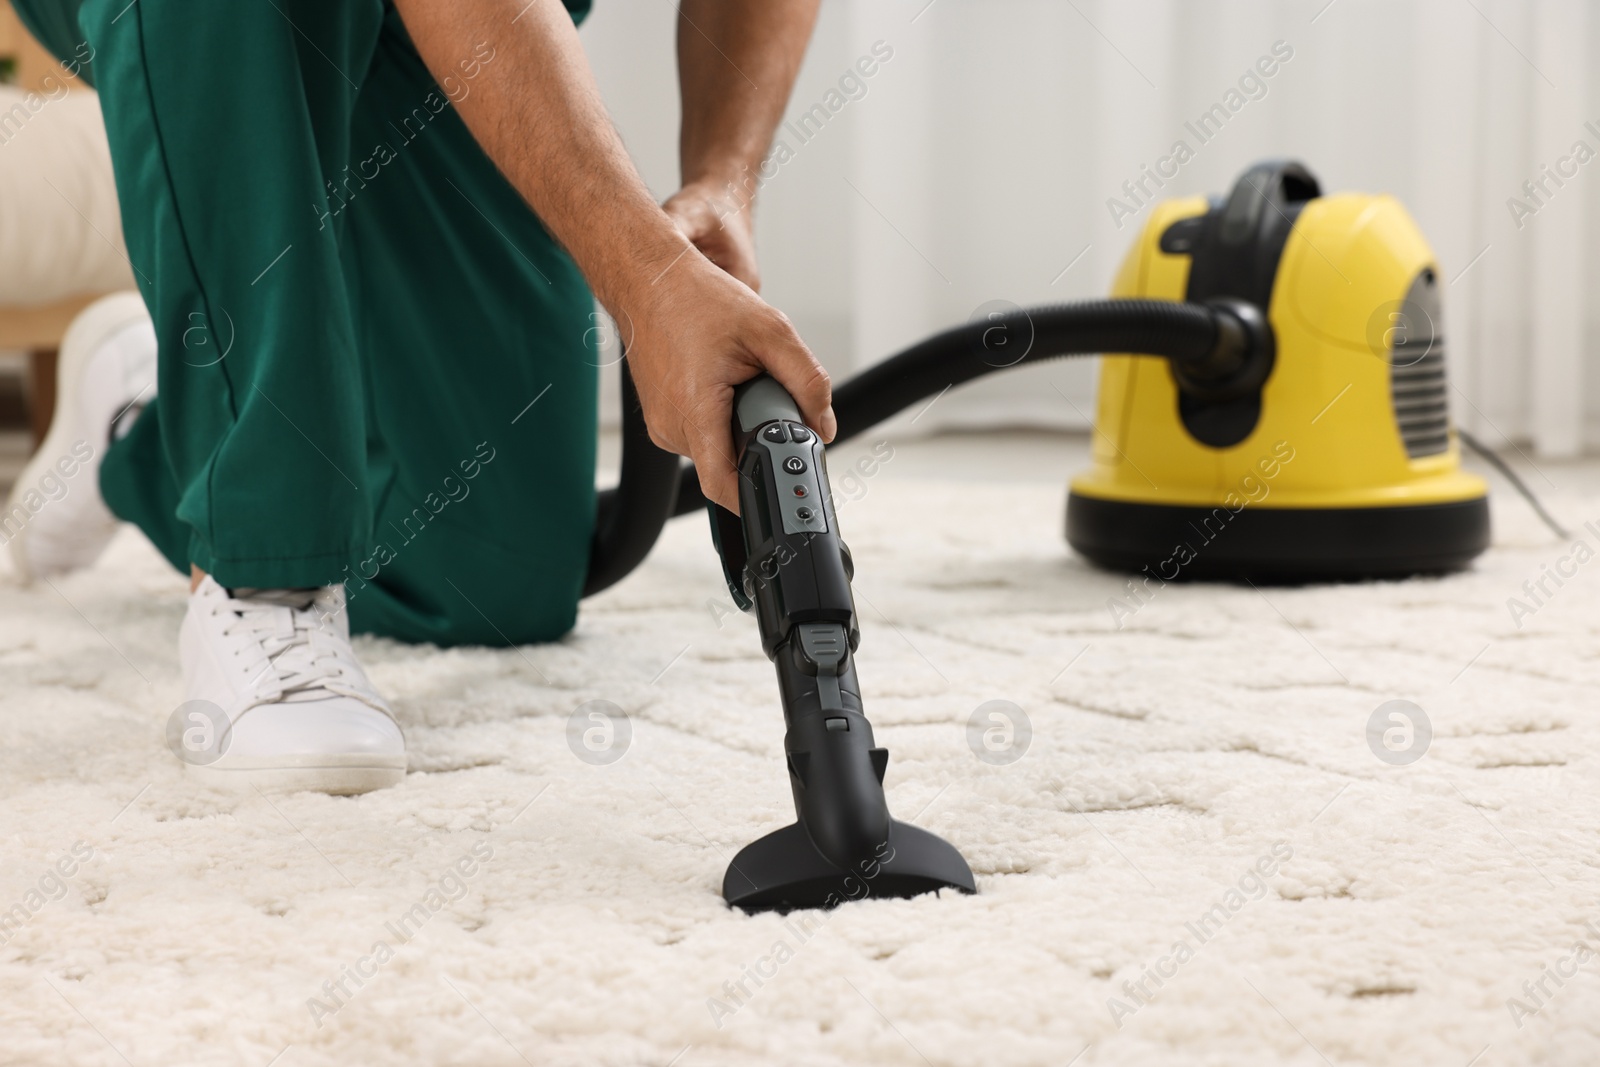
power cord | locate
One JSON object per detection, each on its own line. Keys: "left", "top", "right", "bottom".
{"left": 1457, "top": 429, "right": 1571, "bottom": 540}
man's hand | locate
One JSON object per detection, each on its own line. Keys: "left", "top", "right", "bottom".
{"left": 662, "top": 182, "right": 760, "bottom": 292}
{"left": 621, "top": 249, "right": 833, "bottom": 513}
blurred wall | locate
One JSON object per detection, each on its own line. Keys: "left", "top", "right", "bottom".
{"left": 582, "top": 0, "right": 1600, "bottom": 455}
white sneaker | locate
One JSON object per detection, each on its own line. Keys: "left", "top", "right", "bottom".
{"left": 177, "top": 576, "right": 406, "bottom": 794}
{"left": 4, "top": 291, "right": 155, "bottom": 582}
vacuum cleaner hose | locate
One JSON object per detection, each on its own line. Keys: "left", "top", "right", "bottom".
{"left": 582, "top": 356, "right": 682, "bottom": 598}
{"left": 584, "top": 297, "right": 1270, "bottom": 594}
{"left": 664, "top": 296, "right": 1271, "bottom": 518}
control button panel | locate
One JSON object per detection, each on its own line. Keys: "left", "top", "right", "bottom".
{"left": 764, "top": 421, "right": 828, "bottom": 536}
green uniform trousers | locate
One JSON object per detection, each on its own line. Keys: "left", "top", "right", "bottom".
{"left": 13, "top": 0, "right": 600, "bottom": 646}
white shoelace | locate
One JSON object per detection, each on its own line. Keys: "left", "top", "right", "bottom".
{"left": 214, "top": 588, "right": 381, "bottom": 710}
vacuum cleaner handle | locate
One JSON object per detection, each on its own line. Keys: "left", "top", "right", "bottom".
{"left": 719, "top": 374, "right": 858, "bottom": 651}
{"left": 734, "top": 374, "right": 805, "bottom": 433}
{"left": 1215, "top": 159, "right": 1320, "bottom": 247}
{"left": 710, "top": 378, "right": 806, "bottom": 606}
{"left": 713, "top": 375, "right": 891, "bottom": 872}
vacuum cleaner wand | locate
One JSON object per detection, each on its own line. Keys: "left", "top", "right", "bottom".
{"left": 711, "top": 377, "right": 977, "bottom": 911}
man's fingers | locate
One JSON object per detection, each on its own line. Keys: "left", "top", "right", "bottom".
{"left": 698, "top": 461, "right": 740, "bottom": 514}
{"left": 699, "top": 466, "right": 740, "bottom": 515}
{"left": 694, "top": 425, "right": 742, "bottom": 515}
{"left": 758, "top": 318, "right": 835, "bottom": 442}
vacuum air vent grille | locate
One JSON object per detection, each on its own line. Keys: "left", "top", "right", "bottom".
{"left": 1391, "top": 337, "right": 1450, "bottom": 458}
{"left": 1388, "top": 270, "right": 1451, "bottom": 459}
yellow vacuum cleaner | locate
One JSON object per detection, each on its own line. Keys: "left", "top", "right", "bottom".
{"left": 1066, "top": 159, "right": 1490, "bottom": 579}
{"left": 584, "top": 158, "right": 1493, "bottom": 910}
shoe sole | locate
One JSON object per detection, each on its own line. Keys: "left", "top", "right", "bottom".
{"left": 6, "top": 291, "right": 152, "bottom": 583}
{"left": 185, "top": 754, "right": 407, "bottom": 796}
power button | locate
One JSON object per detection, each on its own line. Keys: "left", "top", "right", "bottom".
{"left": 782, "top": 456, "right": 807, "bottom": 475}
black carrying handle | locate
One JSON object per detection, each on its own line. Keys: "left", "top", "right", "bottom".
{"left": 1218, "top": 159, "right": 1321, "bottom": 246}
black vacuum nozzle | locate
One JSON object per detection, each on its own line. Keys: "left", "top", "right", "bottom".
{"left": 710, "top": 376, "right": 976, "bottom": 912}
{"left": 724, "top": 820, "right": 976, "bottom": 912}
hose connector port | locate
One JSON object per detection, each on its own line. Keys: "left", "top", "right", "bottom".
{"left": 1170, "top": 298, "right": 1276, "bottom": 404}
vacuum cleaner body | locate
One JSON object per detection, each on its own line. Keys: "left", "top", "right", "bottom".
{"left": 1068, "top": 162, "right": 1490, "bottom": 579}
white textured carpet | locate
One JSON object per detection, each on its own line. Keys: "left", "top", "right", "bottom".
{"left": 4, "top": 436, "right": 1600, "bottom": 1067}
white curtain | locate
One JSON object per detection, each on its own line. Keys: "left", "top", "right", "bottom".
{"left": 586, "top": 0, "right": 1599, "bottom": 455}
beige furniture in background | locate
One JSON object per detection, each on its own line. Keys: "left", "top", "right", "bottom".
{"left": 0, "top": 0, "right": 123, "bottom": 445}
